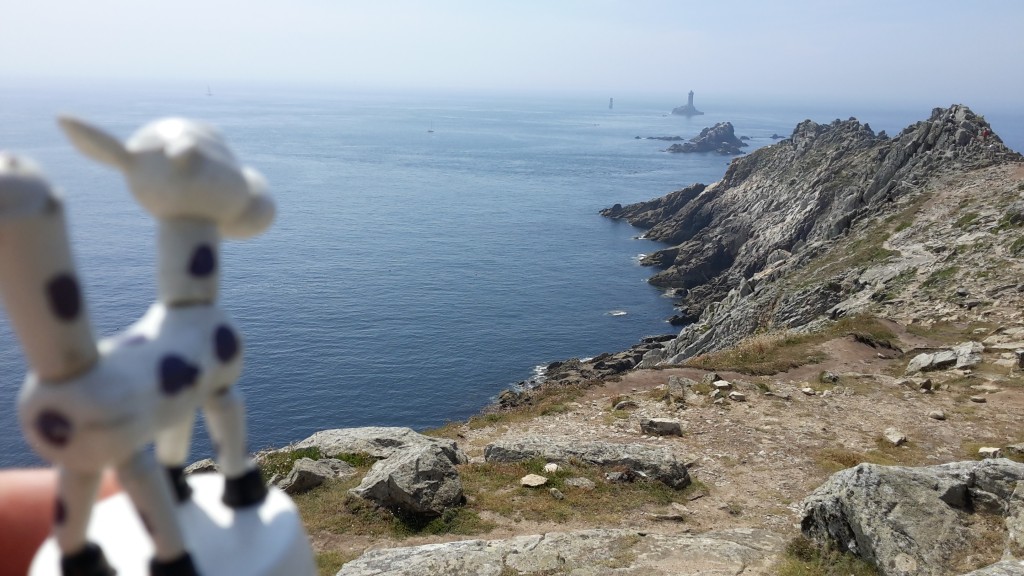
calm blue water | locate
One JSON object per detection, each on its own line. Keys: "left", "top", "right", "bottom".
{"left": 1, "top": 82, "right": 1020, "bottom": 467}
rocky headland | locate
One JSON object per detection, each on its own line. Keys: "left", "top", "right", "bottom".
{"left": 219, "top": 105, "right": 1024, "bottom": 575}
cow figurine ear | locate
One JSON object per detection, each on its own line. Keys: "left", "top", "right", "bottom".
{"left": 165, "top": 137, "right": 202, "bottom": 173}
{"left": 57, "top": 116, "right": 132, "bottom": 169}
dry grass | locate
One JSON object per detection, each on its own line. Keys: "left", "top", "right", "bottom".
{"left": 683, "top": 315, "right": 896, "bottom": 375}
{"left": 949, "top": 513, "right": 1008, "bottom": 574}
{"left": 428, "top": 384, "right": 592, "bottom": 438}
{"left": 684, "top": 331, "right": 826, "bottom": 375}
{"left": 294, "top": 455, "right": 704, "bottom": 572}
{"left": 814, "top": 438, "right": 928, "bottom": 475}
{"left": 773, "top": 536, "right": 879, "bottom": 576}
{"left": 460, "top": 458, "right": 701, "bottom": 525}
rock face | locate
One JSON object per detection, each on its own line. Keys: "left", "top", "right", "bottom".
{"left": 336, "top": 528, "right": 785, "bottom": 576}
{"left": 601, "top": 105, "right": 1023, "bottom": 363}
{"left": 800, "top": 459, "right": 1024, "bottom": 576}
{"left": 665, "top": 122, "right": 748, "bottom": 155}
{"left": 484, "top": 436, "right": 690, "bottom": 489}
{"left": 291, "top": 426, "right": 468, "bottom": 464}
{"left": 349, "top": 444, "right": 465, "bottom": 517}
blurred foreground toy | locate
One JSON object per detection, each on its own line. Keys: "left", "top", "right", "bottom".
{"left": 0, "top": 117, "right": 314, "bottom": 575}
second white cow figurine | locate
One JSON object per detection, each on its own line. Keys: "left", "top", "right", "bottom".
{"left": 0, "top": 116, "right": 305, "bottom": 576}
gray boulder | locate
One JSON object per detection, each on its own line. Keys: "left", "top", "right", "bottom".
{"left": 291, "top": 426, "right": 467, "bottom": 465}
{"left": 275, "top": 457, "right": 356, "bottom": 495}
{"left": 801, "top": 459, "right": 1024, "bottom": 576}
{"left": 907, "top": 342, "right": 984, "bottom": 374}
{"left": 641, "top": 418, "right": 683, "bottom": 436}
{"left": 336, "top": 528, "right": 785, "bottom": 576}
{"left": 349, "top": 444, "right": 464, "bottom": 517}
{"left": 484, "top": 436, "right": 690, "bottom": 489}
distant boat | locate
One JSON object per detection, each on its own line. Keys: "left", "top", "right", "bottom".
{"left": 427, "top": 122, "right": 434, "bottom": 133}
{"left": 206, "top": 86, "right": 213, "bottom": 97}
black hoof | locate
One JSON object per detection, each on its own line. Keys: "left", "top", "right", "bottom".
{"left": 222, "top": 467, "right": 267, "bottom": 508}
{"left": 61, "top": 542, "right": 115, "bottom": 576}
{"left": 150, "top": 552, "right": 200, "bottom": 576}
{"left": 165, "top": 465, "right": 192, "bottom": 503}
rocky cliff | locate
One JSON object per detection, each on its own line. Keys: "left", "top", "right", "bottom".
{"left": 602, "top": 105, "right": 1024, "bottom": 364}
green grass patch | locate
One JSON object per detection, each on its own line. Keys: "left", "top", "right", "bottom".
{"left": 259, "top": 446, "right": 324, "bottom": 478}
{"left": 315, "top": 550, "right": 359, "bottom": 576}
{"left": 1010, "top": 235, "right": 1024, "bottom": 257}
{"left": 955, "top": 211, "right": 980, "bottom": 228}
{"left": 996, "top": 210, "right": 1024, "bottom": 231}
{"left": 921, "top": 266, "right": 960, "bottom": 290}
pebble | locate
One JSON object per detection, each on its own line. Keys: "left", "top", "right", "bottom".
{"left": 883, "top": 428, "right": 907, "bottom": 447}
{"left": 969, "top": 396, "right": 988, "bottom": 403}
{"left": 928, "top": 410, "right": 946, "bottom": 421}
{"left": 520, "top": 474, "right": 548, "bottom": 487}
{"left": 978, "top": 447, "right": 1002, "bottom": 459}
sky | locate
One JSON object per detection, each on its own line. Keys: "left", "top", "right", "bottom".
{"left": 2, "top": 0, "right": 1023, "bottom": 109}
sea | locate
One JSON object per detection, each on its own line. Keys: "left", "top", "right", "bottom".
{"left": 1, "top": 82, "right": 1021, "bottom": 467}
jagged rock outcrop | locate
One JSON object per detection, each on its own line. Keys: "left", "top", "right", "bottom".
{"left": 665, "top": 122, "right": 748, "bottom": 155}
{"left": 336, "top": 528, "right": 785, "bottom": 575}
{"left": 602, "top": 105, "right": 1023, "bottom": 362}
{"left": 801, "top": 459, "right": 1024, "bottom": 576}
{"left": 349, "top": 444, "right": 465, "bottom": 517}
{"left": 484, "top": 436, "right": 690, "bottom": 489}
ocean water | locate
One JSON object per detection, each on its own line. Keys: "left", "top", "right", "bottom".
{"left": 0, "top": 83, "right": 1020, "bottom": 467}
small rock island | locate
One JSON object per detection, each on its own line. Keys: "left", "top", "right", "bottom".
{"left": 671, "top": 90, "right": 704, "bottom": 116}
{"left": 665, "top": 122, "right": 748, "bottom": 155}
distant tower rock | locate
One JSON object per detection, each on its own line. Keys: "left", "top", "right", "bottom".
{"left": 609, "top": 97, "right": 614, "bottom": 110}
{"left": 671, "top": 90, "right": 704, "bottom": 117}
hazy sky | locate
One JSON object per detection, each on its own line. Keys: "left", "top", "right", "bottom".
{"left": 2, "top": 0, "right": 1022, "bottom": 108}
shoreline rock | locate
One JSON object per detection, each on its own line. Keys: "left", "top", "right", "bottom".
{"left": 664, "top": 122, "right": 748, "bottom": 155}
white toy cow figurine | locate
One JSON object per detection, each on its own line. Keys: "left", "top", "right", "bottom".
{"left": 0, "top": 117, "right": 290, "bottom": 576}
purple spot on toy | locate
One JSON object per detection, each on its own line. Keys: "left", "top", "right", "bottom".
{"left": 36, "top": 409, "right": 72, "bottom": 446}
{"left": 159, "top": 356, "right": 200, "bottom": 395}
{"left": 55, "top": 498, "right": 67, "bottom": 525}
{"left": 188, "top": 245, "right": 215, "bottom": 277}
{"left": 214, "top": 325, "right": 239, "bottom": 362}
{"left": 46, "top": 274, "right": 81, "bottom": 321}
